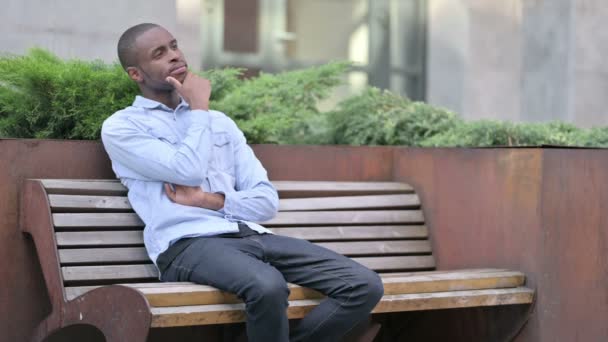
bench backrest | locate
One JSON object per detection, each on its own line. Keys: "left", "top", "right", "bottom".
{"left": 39, "top": 180, "right": 434, "bottom": 300}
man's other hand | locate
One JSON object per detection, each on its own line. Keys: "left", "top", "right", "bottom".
{"left": 164, "top": 183, "right": 225, "bottom": 210}
{"left": 166, "top": 72, "right": 211, "bottom": 111}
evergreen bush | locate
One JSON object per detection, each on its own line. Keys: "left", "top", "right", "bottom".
{"left": 1, "top": 49, "right": 607, "bottom": 148}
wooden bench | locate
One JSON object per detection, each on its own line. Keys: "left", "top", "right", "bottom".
{"left": 21, "top": 179, "right": 534, "bottom": 341}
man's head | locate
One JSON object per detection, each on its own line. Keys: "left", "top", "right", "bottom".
{"left": 117, "top": 23, "right": 188, "bottom": 92}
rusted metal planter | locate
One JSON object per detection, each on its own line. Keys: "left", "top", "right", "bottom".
{"left": 1, "top": 139, "right": 607, "bottom": 341}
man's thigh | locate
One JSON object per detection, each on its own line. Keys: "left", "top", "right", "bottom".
{"left": 251, "top": 234, "right": 377, "bottom": 293}
{"left": 161, "top": 236, "right": 287, "bottom": 295}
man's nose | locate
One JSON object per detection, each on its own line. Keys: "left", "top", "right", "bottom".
{"left": 168, "top": 49, "right": 180, "bottom": 61}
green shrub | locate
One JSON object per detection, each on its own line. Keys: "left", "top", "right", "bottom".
{"left": 328, "top": 87, "right": 464, "bottom": 146}
{"left": 213, "top": 61, "right": 349, "bottom": 144}
{"left": 0, "top": 48, "right": 346, "bottom": 143}
{"left": 0, "top": 49, "right": 137, "bottom": 139}
{"left": 1, "top": 49, "right": 606, "bottom": 147}
{"left": 420, "top": 121, "right": 607, "bottom": 147}
{"left": 328, "top": 87, "right": 460, "bottom": 146}
{"left": 326, "top": 87, "right": 608, "bottom": 148}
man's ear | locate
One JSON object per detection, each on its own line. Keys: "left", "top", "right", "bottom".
{"left": 126, "top": 66, "right": 143, "bottom": 83}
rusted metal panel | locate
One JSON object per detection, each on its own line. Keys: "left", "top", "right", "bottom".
{"left": 393, "top": 147, "right": 608, "bottom": 341}
{"left": 4, "top": 139, "right": 607, "bottom": 341}
{"left": 254, "top": 144, "right": 396, "bottom": 181}
{"left": 393, "top": 147, "right": 543, "bottom": 341}
{"left": 537, "top": 149, "right": 608, "bottom": 341}
{"left": 0, "top": 139, "right": 116, "bottom": 342}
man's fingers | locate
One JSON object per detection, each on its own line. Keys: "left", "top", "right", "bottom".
{"left": 165, "top": 76, "right": 182, "bottom": 91}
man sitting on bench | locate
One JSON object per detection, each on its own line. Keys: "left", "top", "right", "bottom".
{"left": 100, "top": 23, "right": 383, "bottom": 342}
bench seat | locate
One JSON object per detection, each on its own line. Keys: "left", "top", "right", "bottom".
{"left": 63, "top": 269, "right": 532, "bottom": 327}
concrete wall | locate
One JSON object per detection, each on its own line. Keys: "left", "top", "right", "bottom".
{"left": 427, "top": 0, "right": 608, "bottom": 127}
{"left": 0, "top": 0, "right": 202, "bottom": 69}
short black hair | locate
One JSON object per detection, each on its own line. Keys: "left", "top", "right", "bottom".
{"left": 117, "top": 23, "right": 160, "bottom": 70}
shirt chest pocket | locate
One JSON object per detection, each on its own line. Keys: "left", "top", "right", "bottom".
{"left": 212, "top": 133, "right": 235, "bottom": 173}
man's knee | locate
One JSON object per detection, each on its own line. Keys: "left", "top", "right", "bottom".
{"left": 245, "top": 271, "right": 290, "bottom": 306}
{"left": 352, "top": 268, "right": 384, "bottom": 307}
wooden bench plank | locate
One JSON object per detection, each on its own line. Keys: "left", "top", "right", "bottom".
{"left": 318, "top": 240, "right": 431, "bottom": 255}
{"left": 149, "top": 287, "right": 535, "bottom": 327}
{"left": 269, "top": 225, "right": 428, "bottom": 240}
{"left": 58, "top": 240, "right": 432, "bottom": 264}
{"left": 52, "top": 223, "right": 429, "bottom": 241}
{"left": 271, "top": 181, "right": 414, "bottom": 196}
{"left": 61, "top": 255, "right": 436, "bottom": 282}
{"left": 56, "top": 231, "right": 143, "bottom": 247}
{"left": 41, "top": 179, "right": 128, "bottom": 195}
{"left": 56, "top": 226, "right": 430, "bottom": 257}
{"left": 59, "top": 247, "right": 150, "bottom": 263}
{"left": 62, "top": 264, "right": 159, "bottom": 282}
{"left": 53, "top": 210, "right": 424, "bottom": 228}
{"left": 263, "top": 210, "right": 425, "bottom": 226}
{"left": 42, "top": 180, "right": 414, "bottom": 197}
{"left": 64, "top": 269, "right": 526, "bottom": 304}
{"left": 48, "top": 194, "right": 421, "bottom": 212}
{"left": 53, "top": 213, "right": 144, "bottom": 228}
{"left": 48, "top": 194, "right": 132, "bottom": 211}
{"left": 64, "top": 270, "right": 517, "bottom": 294}
{"left": 279, "top": 194, "right": 420, "bottom": 211}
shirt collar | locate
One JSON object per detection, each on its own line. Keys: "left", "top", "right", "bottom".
{"left": 132, "top": 95, "right": 190, "bottom": 111}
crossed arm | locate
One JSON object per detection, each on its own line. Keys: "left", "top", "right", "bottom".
{"left": 164, "top": 182, "right": 225, "bottom": 210}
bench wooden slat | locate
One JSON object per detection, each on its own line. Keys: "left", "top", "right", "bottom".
{"left": 143, "top": 270, "right": 526, "bottom": 307}
{"left": 48, "top": 194, "right": 132, "bottom": 211}
{"left": 64, "top": 269, "right": 525, "bottom": 303}
{"left": 41, "top": 179, "right": 128, "bottom": 195}
{"left": 61, "top": 255, "right": 435, "bottom": 282}
{"left": 53, "top": 213, "right": 144, "bottom": 228}
{"left": 42, "top": 180, "right": 413, "bottom": 197}
{"left": 56, "top": 231, "right": 143, "bottom": 247}
{"left": 63, "top": 269, "right": 515, "bottom": 294}
{"left": 279, "top": 194, "right": 420, "bottom": 211}
{"left": 53, "top": 210, "right": 423, "bottom": 228}
{"left": 319, "top": 240, "right": 431, "bottom": 255}
{"left": 62, "top": 264, "right": 159, "bottom": 282}
{"left": 149, "top": 287, "right": 535, "bottom": 327}
{"left": 358, "top": 256, "right": 435, "bottom": 271}
{"left": 48, "top": 194, "right": 420, "bottom": 212}
{"left": 269, "top": 225, "right": 428, "bottom": 240}
{"left": 58, "top": 240, "right": 432, "bottom": 264}
{"left": 59, "top": 247, "right": 150, "bottom": 263}
{"left": 263, "top": 210, "right": 424, "bottom": 226}
{"left": 55, "top": 226, "right": 428, "bottom": 249}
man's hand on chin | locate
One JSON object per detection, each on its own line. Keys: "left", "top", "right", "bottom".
{"left": 164, "top": 183, "right": 225, "bottom": 210}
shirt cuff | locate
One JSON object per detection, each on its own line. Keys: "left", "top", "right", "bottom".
{"left": 221, "top": 190, "right": 248, "bottom": 218}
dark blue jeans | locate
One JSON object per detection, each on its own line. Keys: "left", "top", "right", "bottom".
{"left": 160, "top": 233, "right": 384, "bottom": 342}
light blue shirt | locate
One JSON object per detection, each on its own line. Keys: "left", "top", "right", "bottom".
{"left": 101, "top": 95, "right": 278, "bottom": 265}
